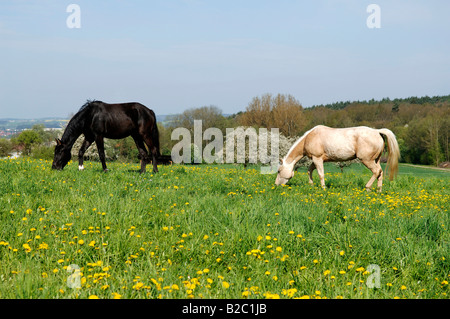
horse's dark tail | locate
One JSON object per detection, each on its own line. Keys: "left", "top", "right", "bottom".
{"left": 152, "top": 120, "right": 161, "bottom": 158}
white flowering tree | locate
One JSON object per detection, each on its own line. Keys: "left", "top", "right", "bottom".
{"left": 71, "top": 136, "right": 119, "bottom": 162}
{"left": 223, "top": 126, "right": 298, "bottom": 167}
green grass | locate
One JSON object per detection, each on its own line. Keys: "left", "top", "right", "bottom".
{"left": 0, "top": 158, "right": 448, "bottom": 299}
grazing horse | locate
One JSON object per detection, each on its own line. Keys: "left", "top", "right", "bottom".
{"left": 52, "top": 100, "right": 160, "bottom": 173}
{"left": 275, "top": 125, "right": 400, "bottom": 192}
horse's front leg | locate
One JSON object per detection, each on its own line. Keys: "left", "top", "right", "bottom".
{"left": 78, "top": 138, "right": 93, "bottom": 171}
{"left": 312, "top": 157, "right": 326, "bottom": 189}
{"left": 95, "top": 137, "right": 108, "bottom": 172}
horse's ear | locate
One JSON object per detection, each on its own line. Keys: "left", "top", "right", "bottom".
{"left": 55, "top": 138, "right": 62, "bottom": 146}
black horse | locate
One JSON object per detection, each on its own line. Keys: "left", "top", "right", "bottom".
{"left": 52, "top": 100, "right": 160, "bottom": 173}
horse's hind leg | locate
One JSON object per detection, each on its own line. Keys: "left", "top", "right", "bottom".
{"left": 307, "top": 162, "right": 316, "bottom": 185}
{"left": 142, "top": 136, "right": 158, "bottom": 173}
{"left": 132, "top": 136, "right": 149, "bottom": 173}
{"left": 362, "top": 160, "right": 383, "bottom": 192}
{"left": 95, "top": 137, "right": 108, "bottom": 172}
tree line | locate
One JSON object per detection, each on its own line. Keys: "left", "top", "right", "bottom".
{"left": 1, "top": 94, "right": 449, "bottom": 167}
{"left": 161, "top": 93, "right": 449, "bottom": 166}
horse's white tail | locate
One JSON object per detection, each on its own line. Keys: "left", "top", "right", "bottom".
{"left": 378, "top": 128, "right": 400, "bottom": 180}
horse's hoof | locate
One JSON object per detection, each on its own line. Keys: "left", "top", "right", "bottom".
{"left": 78, "top": 165, "right": 84, "bottom": 171}
{"left": 103, "top": 169, "right": 109, "bottom": 173}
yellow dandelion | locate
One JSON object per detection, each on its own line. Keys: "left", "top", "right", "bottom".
{"left": 22, "top": 243, "right": 31, "bottom": 253}
{"left": 111, "top": 292, "right": 122, "bottom": 299}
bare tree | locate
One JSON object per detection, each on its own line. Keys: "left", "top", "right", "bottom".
{"left": 238, "top": 93, "right": 306, "bottom": 137}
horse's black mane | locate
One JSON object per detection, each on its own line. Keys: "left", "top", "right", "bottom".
{"left": 61, "top": 100, "right": 101, "bottom": 144}
{"left": 79, "top": 99, "right": 102, "bottom": 112}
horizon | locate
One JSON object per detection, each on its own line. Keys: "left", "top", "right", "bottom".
{"left": 1, "top": 1, "right": 450, "bottom": 118}
{"left": 1, "top": 92, "right": 449, "bottom": 121}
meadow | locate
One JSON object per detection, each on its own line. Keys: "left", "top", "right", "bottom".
{"left": 0, "top": 158, "right": 448, "bottom": 299}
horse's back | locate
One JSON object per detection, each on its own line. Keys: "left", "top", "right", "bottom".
{"left": 315, "top": 126, "right": 381, "bottom": 141}
{"left": 306, "top": 125, "right": 384, "bottom": 161}
{"left": 95, "top": 102, "right": 156, "bottom": 124}
{"left": 87, "top": 101, "right": 156, "bottom": 139}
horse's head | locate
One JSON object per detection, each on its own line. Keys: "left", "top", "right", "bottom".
{"left": 52, "top": 138, "right": 72, "bottom": 170}
{"left": 275, "top": 158, "right": 295, "bottom": 185}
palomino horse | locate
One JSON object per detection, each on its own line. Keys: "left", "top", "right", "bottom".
{"left": 52, "top": 100, "right": 160, "bottom": 173}
{"left": 275, "top": 125, "right": 400, "bottom": 192}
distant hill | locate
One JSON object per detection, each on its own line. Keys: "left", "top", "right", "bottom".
{"left": 0, "top": 115, "right": 175, "bottom": 130}
{"left": 156, "top": 113, "right": 233, "bottom": 127}
{"left": 309, "top": 94, "right": 450, "bottom": 110}
{"left": 0, "top": 118, "right": 69, "bottom": 131}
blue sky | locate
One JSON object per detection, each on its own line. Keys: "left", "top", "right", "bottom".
{"left": 1, "top": 0, "right": 449, "bottom": 118}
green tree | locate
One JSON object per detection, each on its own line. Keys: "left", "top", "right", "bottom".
{"left": 157, "top": 123, "right": 173, "bottom": 156}
{"left": 0, "top": 139, "right": 13, "bottom": 157}
{"left": 15, "top": 130, "right": 42, "bottom": 155}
